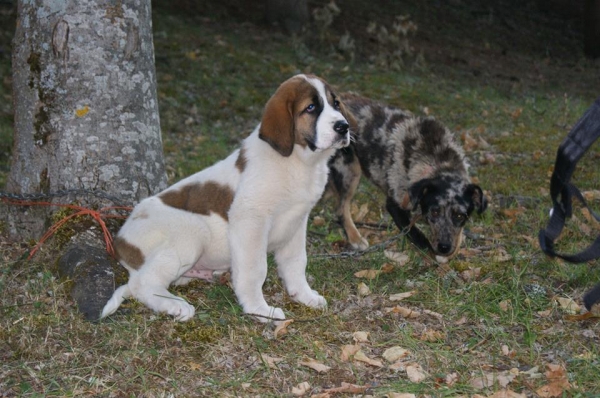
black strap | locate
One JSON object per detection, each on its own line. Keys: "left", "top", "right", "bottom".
{"left": 538, "top": 97, "right": 600, "bottom": 310}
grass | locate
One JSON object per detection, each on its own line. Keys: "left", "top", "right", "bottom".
{"left": 3, "top": 0, "right": 600, "bottom": 396}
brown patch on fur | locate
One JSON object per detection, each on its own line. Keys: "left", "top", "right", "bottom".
{"left": 159, "top": 181, "right": 234, "bottom": 221}
{"left": 114, "top": 237, "right": 145, "bottom": 270}
{"left": 235, "top": 146, "right": 247, "bottom": 172}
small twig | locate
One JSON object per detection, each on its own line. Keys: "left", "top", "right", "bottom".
{"left": 312, "top": 234, "right": 404, "bottom": 259}
{"left": 242, "top": 312, "right": 328, "bottom": 323}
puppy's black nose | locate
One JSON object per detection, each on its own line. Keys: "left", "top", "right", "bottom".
{"left": 334, "top": 120, "right": 349, "bottom": 135}
{"left": 437, "top": 243, "right": 452, "bottom": 254}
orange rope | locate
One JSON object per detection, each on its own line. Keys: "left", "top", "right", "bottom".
{"left": 1, "top": 197, "right": 132, "bottom": 259}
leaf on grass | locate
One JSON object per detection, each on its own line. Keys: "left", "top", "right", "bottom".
{"left": 299, "top": 358, "right": 331, "bottom": 373}
{"left": 357, "top": 282, "right": 371, "bottom": 296}
{"left": 422, "top": 309, "right": 444, "bottom": 320}
{"left": 492, "top": 248, "right": 512, "bottom": 262}
{"left": 460, "top": 267, "right": 481, "bottom": 282}
{"left": 470, "top": 369, "right": 517, "bottom": 390}
{"left": 385, "top": 305, "right": 421, "bottom": 318}
{"left": 353, "top": 331, "right": 370, "bottom": 343}
{"left": 291, "top": 381, "right": 311, "bottom": 396}
{"left": 312, "top": 216, "right": 325, "bottom": 227}
{"left": 499, "top": 299, "right": 512, "bottom": 312}
{"left": 340, "top": 344, "right": 361, "bottom": 361}
{"left": 486, "top": 389, "right": 527, "bottom": 398}
{"left": 556, "top": 297, "right": 580, "bottom": 315}
{"left": 354, "top": 269, "right": 381, "bottom": 279}
{"left": 274, "top": 319, "right": 294, "bottom": 339}
{"left": 260, "top": 354, "right": 283, "bottom": 369}
{"left": 520, "top": 366, "right": 542, "bottom": 379}
{"left": 420, "top": 329, "right": 446, "bottom": 342}
{"left": 536, "top": 365, "right": 572, "bottom": 398}
{"left": 382, "top": 346, "right": 410, "bottom": 363}
{"left": 406, "top": 363, "right": 428, "bottom": 382}
{"left": 386, "top": 393, "right": 416, "bottom": 398}
{"left": 445, "top": 372, "right": 459, "bottom": 386}
{"left": 353, "top": 203, "right": 370, "bottom": 222}
{"left": 389, "top": 291, "right": 416, "bottom": 301}
{"left": 354, "top": 350, "right": 384, "bottom": 367}
{"left": 323, "top": 382, "right": 369, "bottom": 394}
{"left": 384, "top": 250, "right": 410, "bottom": 265}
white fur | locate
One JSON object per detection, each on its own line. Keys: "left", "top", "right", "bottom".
{"left": 101, "top": 75, "right": 349, "bottom": 323}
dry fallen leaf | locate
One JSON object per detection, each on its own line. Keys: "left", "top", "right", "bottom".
{"left": 260, "top": 354, "right": 283, "bottom": 369}
{"left": 499, "top": 299, "right": 512, "bottom": 312}
{"left": 445, "top": 372, "right": 459, "bottom": 386}
{"left": 406, "top": 363, "right": 428, "bottom": 382}
{"left": 556, "top": 297, "right": 580, "bottom": 315}
{"left": 312, "top": 216, "right": 325, "bottom": 227}
{"left": 354, "top": 350, "right": 384, "bottom": 367}
{"left": 340, "top": 344, "right": 361, "bottom": 361}
{"left": 387, "top": 394, "right": 416, "bottom": 398}
{"left": 469, "top": 370, "right": 516, "bottom": 389}
{"left": 291, "top": 381, "right": 311, "bottom": 396}
{"left": 353, "top": 203, "right": 370, "bottom": 222}
{"left": 389, "top": 291, "right": 416, "bottom": 301}
{"left": 354, "top": 269, "right": 381, "bottom": 279}
{"left": 357, "top": 282, "right": 371, "bottom": 296}
{"left": 460, "top": 267, "right": 481, "bottom": 282}
{"left": 382, "top": 346, "right": 410, "bottom": 363}
{"left": 323, "top": 382, "right": 369, "bottom": 394}
{"left": 385, "top": 305, "right": 421, "bottom": 318}
{"left": 420, "top": 329, "right": 446, "bottom": 342}
{"left": 274, "top": 319, "right": 294, "bottom": 339}
{"left": 353, "top": 331, "right": 369, "bottom": 343}
{"left": 384, "top": 250, "right": 410, "bottom": 266}
{"left": 487, "top": 389, "right": 527, "bottom": 398}
{"left": 299, "top": 358, "right": 331, "bottom": 374}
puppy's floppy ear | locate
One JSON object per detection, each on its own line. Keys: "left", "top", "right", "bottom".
{"left": 408, "top": 178, "right": 434, "bottom": 211}
{"left": 259, "top": 80, "right": 296, "bottom": 157}
{"left": 464, "top": 184, "right": 487, "bottom": 214}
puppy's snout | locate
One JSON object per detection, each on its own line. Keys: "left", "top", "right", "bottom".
{"left": 334, "top": 120, "right": 349, "bottom": 135}
{"left": 437, "top": 243, "right": 452, "bottom": 255}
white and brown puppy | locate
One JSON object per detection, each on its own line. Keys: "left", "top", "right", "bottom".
{"left": 101, "top": 74, "right": 353, "bottom": 322}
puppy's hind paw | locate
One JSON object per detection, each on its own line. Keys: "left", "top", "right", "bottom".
{"left": 168, "top": 301, "right": 196, "bottom": 322}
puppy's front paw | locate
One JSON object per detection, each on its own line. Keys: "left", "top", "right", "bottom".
{"left": 291, "top": 289, "right": 327, "bottom": 309}
{"left": 168, "top": 301, "right": 195, "bottom": 322}
{"left": 350, "top": 237, "right": 369, "bottom": 251}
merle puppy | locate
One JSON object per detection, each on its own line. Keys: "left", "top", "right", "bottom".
{"left": 326, "top": 93, "right": 487, "bottom": 257}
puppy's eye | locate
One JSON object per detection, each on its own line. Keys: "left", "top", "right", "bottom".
{"left": 306, "top": 104, "right": 316, "bottom": 113}
{"left": 455, "top": 213, "right": 466, "bottom": 222}
{"left": 430, "top": 208, "right": 441, "bottom": 218}
{"left": 333, "top": 100, "right": 340, "bottom": 110}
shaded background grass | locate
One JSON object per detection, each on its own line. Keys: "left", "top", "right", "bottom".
{"left": 2, "top": 0, "right": 600, "bottom": 396}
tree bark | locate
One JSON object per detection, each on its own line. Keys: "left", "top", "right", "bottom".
{"left": 7, "top": 0, "right": 167, "bottom": 239}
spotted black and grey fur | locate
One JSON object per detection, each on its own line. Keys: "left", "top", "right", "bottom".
{"left": 326, "top": 93, "right": 487, "bottom": 257}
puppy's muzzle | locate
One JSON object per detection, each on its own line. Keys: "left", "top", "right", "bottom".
{"left": 437, "top": 242, "right": 452, "bottom": 255}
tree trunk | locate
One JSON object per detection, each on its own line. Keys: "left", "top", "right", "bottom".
{"left": 6, "top": 0, "right": 167, "bottom": 240}
{"left": 585, "top": 0, "right": 600, "bottom": 58}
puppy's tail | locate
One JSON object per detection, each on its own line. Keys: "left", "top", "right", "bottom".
{"left": 100, "top": 284, "right": 131, "bottom": 319}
